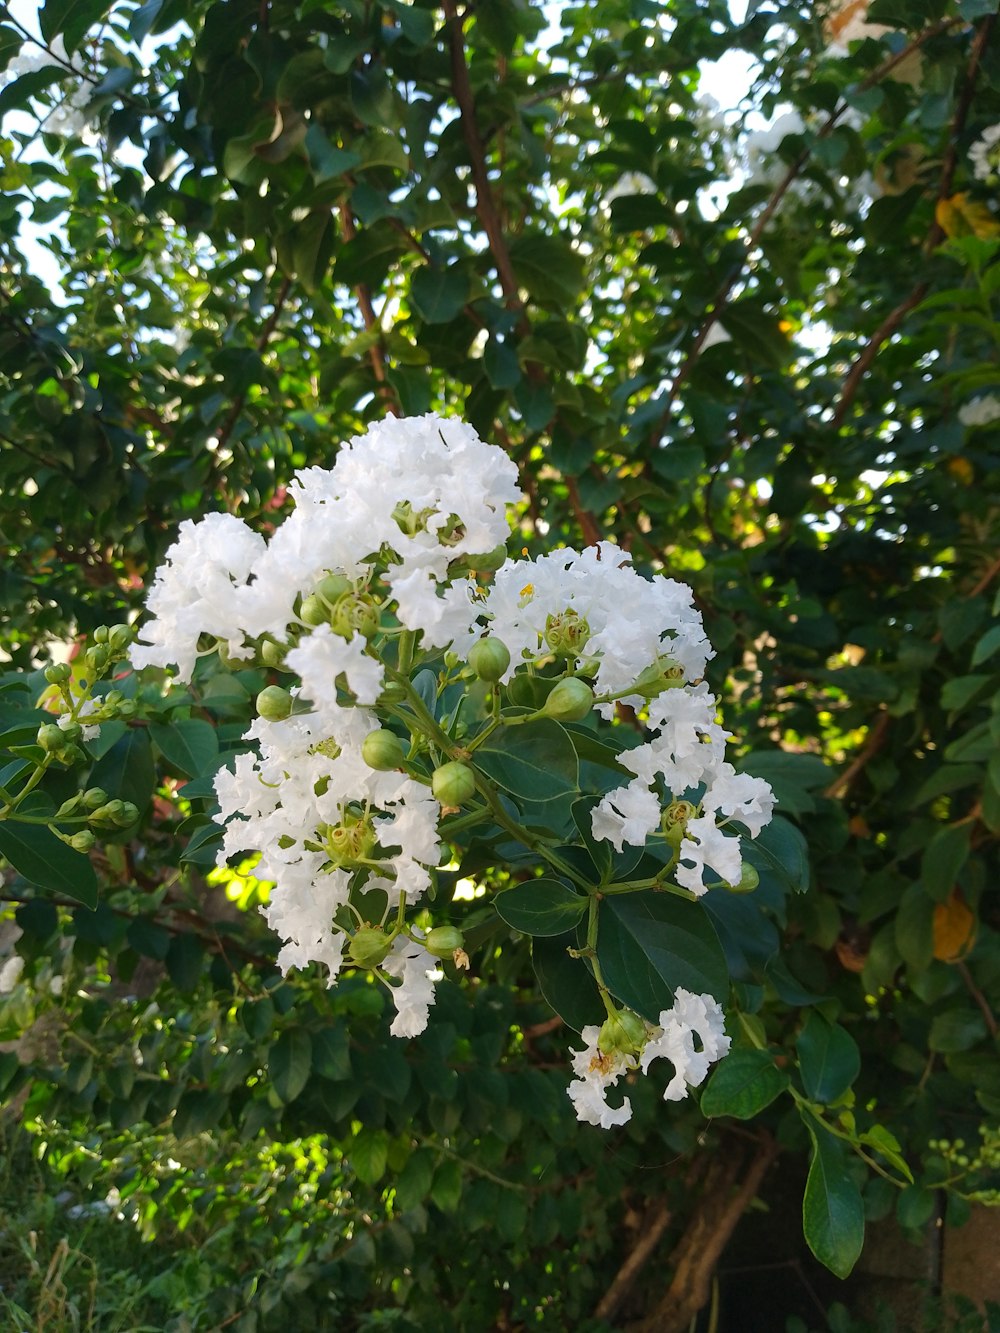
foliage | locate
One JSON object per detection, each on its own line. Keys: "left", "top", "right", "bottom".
{"left": 1, "top": 0, "right": 1000, "bottom": 1327}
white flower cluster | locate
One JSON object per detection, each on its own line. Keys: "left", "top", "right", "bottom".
{"left": 568, "top": 989, "right": 731, "bottom": 1129}
{"left": 2, "top": 35, "right": 95, "bottom": 137}
{"left": 969, "top": 125, "right": 1000, "bottom": 186}
{"left": 958, "top": 395, "right": 1000, "bottom": 429}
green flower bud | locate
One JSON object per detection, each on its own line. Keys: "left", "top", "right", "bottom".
{"left": 629, "top": 655, "right": 686, "bottom": 700}
{"left": 87, "top": 645, "right": 111, "bottom": 673}
{"left": 82, "top": 787, "right": 108, "bottom": 810}
{"left": 598, "top": 1009, "right": 647, "bottom": 1057}
{"left": 103, "top": 690, "right": 123, "bottom": 709}
{"left": 316, "top": 573, "right": 353, "bottom": 605}
{"left": 663, "top": 800, "right": 696, "bottom": 848}
{"left": 118, "top": 801, "right": 139, "bottom": 827}
{"left": 727, "top": 862, "right": 760, "bottom": 894}
{"left": 57, "top": 744, "right": 84, "bottom": 766}
{"left": 93, "top": 626, "right": 109, "bottom": 644}
{"left": 431, "top": 761, "right": 477, "bottom": 807}
{"left": 57, "top": 720, "right": 82, "bottom": 744}
{"left": 299, "top": 594, "right": 329, "bottom": 627}
{"left": 348, "top": 926, "right": 393, "bottom": 968}
{"left": 424, "top": 926, "right": 465, "bottom": 958}
{"left": 544, "top": 609, "right": 591, "bottom": 658}
{"left": 44, "top": 662, "right": 72, "bottom": 686}
{"left": 116, "top": 700, "right": 137, "bottom": 719}
{"left": 69, "top": 830, "right": 96, "bottom": 853}
{"left": 543, "top": 677, "right": 594, "bottom": 722}
{"left": 260, "top": 638, "right": 287, "bottom": 668}
{"left": 108, "top": 625, "right": 132, "bottom": 653}
{"left": 37, "top": 723, "right": 64, "bottom": 752}
{"left": 468, "top": 636, "right": 511, "bottom": 683}
{"left": 330, "top": 593, "right": 379, "bottom": 640}
{"left": 362, "top": 729, "right": 406, "bottom": 771}
{"left": 257, "top": 685, "right": 293, "bottom": 722}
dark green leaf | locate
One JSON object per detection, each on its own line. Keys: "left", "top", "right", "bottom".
{"left": 39, "top": 0, "right": 108, "bottom": 52}
{"left": 477, "top": 717, "right": 578, "bottom": 802}
{"left": 150, "top": 719, "right": 219, "bottom": 779}
{"left": 509, "top": 234, "right": 585, "bottom": 306}
{"left": 796, "top": 1012, "right": 861, "bottom": 1104}
{"left": 700, "top": 1048, "right": 789, "bottom": 1119}
{"left": 597, "top": 891, "right": 729, "bottom": 1021}
{"left": 269, "top": 1029, "right": 312, "bottom": 1103}
{"left": 410, "top": 266, "right": 469, "bottom": 323}
{"left": 494, "top": 877, "right": 587, "bottom": 936}
{"left": 531, "top": 933, "right": 604, "bottom": 1032}
{"left": 0, "top": 820, "right": 97, "bottom": 908}
{"left": 803, "top": 1122, "right": 864, "bottom": 1278}
{"left": 352, "top": 1127, "right": 389, "bottom": 1185}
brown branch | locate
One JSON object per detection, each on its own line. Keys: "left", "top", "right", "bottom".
{"left": 631, "top": 1132, "right": 779, "bottom": 1333}
{"left": 832, "top": 14, "right": 993, "bottom": 428}
{"left": 966, "top": 552, "right": 1000, "bottom": 602}
{"left": 823, "top": 712, "right": 890, "bottom": 799}
{"left": 338, "top": 203, "right": 401, "bottom": 416}
{"left": 958, "top": 960, "right": 999, "bottom": 1038}
{"left": 594, "top": 1200, "right": 675, "bottom": 1323}
{"left": 442, "top": 0, "right": 527, "bottom": 327}
{"left": 565, "top": 474, "right": 602, "bottom": 546}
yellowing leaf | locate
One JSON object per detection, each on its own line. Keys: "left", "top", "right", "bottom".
{"left": 936, "top": 193, "right": 1000, "bottom": 241}
{"left": 932, "top": 889, "right": 977, "bottom": 963}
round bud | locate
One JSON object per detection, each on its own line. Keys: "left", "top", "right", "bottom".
{"left": 468, "top": 636, "right": 511, "bottom": 683}
{"left": 87, "top": 645, "right": 110, "bottom": 672}
{"left": 362, "top": 729, "right": 406, "bottom": 771}
{"left": 727, "top": 863, "right": 760, "bottom": 894}
{"left": 82, "top": 787, "right": 108, "bottom": 810}
{"left": 257, "top": 686, "right": 293, "bottom": 722}
{"left": 260, "top": 638, "right": 286, "bottom": 668}
{"left": 44, "top": 663, "right": 72, "bottom": 686}
{"left": 629, "top": 656, "right": 685, "bottom": 700}
{"left": 543, "top": 677, "right": 594, "bottom": 722}
{"left": 118, "top": 801, "right": 139, "bottom": 827}
{"left": 299, "top": 594, "right": 329, "bottom": 627}
{"left": 93, "top": 626, "right": 109, "bottom": 644}
{"left": 108, "top": 624, "right": 132, "bottom": 653}
{"left": 69, "top": 830, "right": 96, "bottom": 853}
{"left": 316, "top": 573, "right": 353, "bottom": 605}
{"left": 330, "top": 593, "right": 379, "bottom": 640}
{"left": 103, "top": 690, "right": 123, "bottom": 709}
{"left": 117, "top": 700, "right": 137, "bottom": 719}
{"left": 348, "top": 926, "right": 393, "bottom": 968}
{"left": 598, "top": 1009, "right": 647, "bottom": 1057}
{"left": 424, "top": 926, "right": 465, "bottom": 958}
{"left": 58, "top": 721, "right": 82, "bottom": 744}
{"left": 431, "top": 761, "right": 477, "bottom": 807}
{"left": 37, "top": 724, "right": 63, "bottom": 752}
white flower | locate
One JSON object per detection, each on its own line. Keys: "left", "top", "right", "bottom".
{"left": 703, "top": 763, "right": 776, "bottom": 837}
{"left": 286, "top": 625, "right": 385, "bottom": 713}
{"left": 958, "top": 395, "right": 1000, "bottom": 428}
{"left": 640, "top": 989, "right": 731, "bottom": 1101}
{"left": 591, "top": 781, "right": 662, "bottom": 852}
{"left": 675, "top": 814, "right": 743, "bottom": 897}
{"left": 2, "top": 35, "right": 96, "bottom": 138}
{"left": 567, "top": 1026, "right": 635, "bottom": 1128}
{"left": 744, "top": 111, "right": 806, "bottom": 188}
{"left": 0, "top": 955, "right": 24, "bottom": 993}
{"left": 384, "top": 935, "right": 438, "bottom": 1037}
{"left": 970, "top": 125, "right": 1000, "bottom": 185}
{"left": 700, "top": 320, "right": 732, "bottom": 352}
{"left": 604, "top": 172, "right": 656, "bottom": 205}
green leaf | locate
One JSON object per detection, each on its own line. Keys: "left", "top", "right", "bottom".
{"left": 928, "top": 1008, "right": 987, "bottom": 1053}
{"left": 269, "top": 1029, "right": 312, "bottom": 1103}
{"left": 796, "top": 1012, "right": 860, "bottom": 1104}
{"left": 429, "top": 1156, "right": 462, "bottom": 1211}
{"left": 597, "top": 891, "right": 730, "bottom": 1021}
{"left": 395, "top": 1148, "right": 436, "bottom": 1209}
{"left": 39, "top": 0, "right": 108, "bottom": 52}
{"left": 920, "top": 824, "right": 970, "bottom": 902}
{"left": 352, "top": 1127, "right": 389, "bottom": 1186}
{"left": 737, "top": 753, "right": 829, "bottom": 818}
{"left": 803, "top": 1122, "right": 865, "bottom": 1278}
{"left": 494, "top": 877, "right": 587, "bottom": 936}
{"left": 700, "top": 1048, "right": 789, "bottom": 1119}
{"left": 312, "top": 1023, "right": 351, "bottom": 1081}
{"left": 972, "top": 624, "right": 1000, "bottom": 668}
{"left": 742, "top": 816, "right": 810, "bottom": 895}
{"left": 150, "top": 719, "right": 219, "bottom": 779}
{"left": 165, "top": 933, "right": 204, "bottom": 992}
{"left": 531, "top": 933, "right": 604, "bottom": 1032}
{"left": 941, "top": 674, "right": 995, "bottom": 715}
{"left": 476, "top": 717, "right": 578, "bottom": 802}
{"left": 509, "top": 234, "right": 585, "bottom": 306}
{"left": 410, "top": 265, "right": 469, "bottom": 324}
{"left": 913, "top": 763, "right": 983, "bottom": 805}
{"left": 859, "top": 1125, "right": 912, "bottom": 1183}
{"left": 0, "top": 821, "right": 97, "bottom": 908}
{"left": 89, "top": 728, "right": 155, "bottom": 814}
{"left": 720, "top": 301, "right": 792, "bottom": 368}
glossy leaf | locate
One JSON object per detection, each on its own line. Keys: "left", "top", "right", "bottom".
{"left": 700, "top": 1048, "right": 789, "bottom": 1120}
{"left": 0, "top": 820, "right": 98, "bottom": 908}
{"left": 796, "top": 1012, "right": 861, "bottom": 1105}
{"left": 803, "top": 1122, "right": 865, "bottom": 1279}
{"left": 494, "top": 877, "right": 587, "bottom": 936}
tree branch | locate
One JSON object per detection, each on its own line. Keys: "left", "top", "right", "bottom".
{"left": 594, "top": 1199, "right": 675, "bottom": 1323}
{"left": 338, "top": 203, "right": 401, "bottom": 416}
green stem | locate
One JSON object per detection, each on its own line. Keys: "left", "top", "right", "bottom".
{"left": 397, "top": 630, "right": 416, "bottom": 676}
{"left": 0, "top": 757, "right": 54, "bottom": 820}
{"left": 794, "top": 1094, "right": 907, "bottom": 1188}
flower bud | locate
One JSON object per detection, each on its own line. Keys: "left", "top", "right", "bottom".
{"left": 663, "top": 800, "right": 696, "bottom": 847}
{"left": 82, "top": 787, "right": 108, "bottom": 810}
{"left": 86, "top": 645, "right": 111, "bottom": 673}
{"left": 348, "top": 926, "right": 393, "bottom": 968}
{"left": 257, "top": 685, "right": 293, "bottom": 722}
{"left": 69, "top": 830, "right": 96, "bottom": 853}
{"left": 118, "top": 801, "right": 139, "bottom": 827}
{"left": 37, "top": 723, "right": 64, "bottom": 752}
{"left": 629, "top": 655, "right": 686, "bottom": 699}
{"left": 424, "top": 926, "right": 465, "bottom": 958}
{"left": 58, "top": 721, "right": 83, "bottom": 743}
{"left": 544, "top": 609, "right": 591, "bottom": 658}
{"left": 431, "top": 761, "right": 477, "bottom": 807}
{"left": 117, "top": 700, "right": 137, "bottom": 719}
{"left": 94, "top": 626, "right": 109, "bottom": 644}
{"left": 727, "top": 862, "right": 759, "bottom": 894}
{"left": 362, "top": 729, "right": 406, "bottom": 771}
{"left": 108, "top": 625, "right": 132, "bottom": 653}
{"left": 543, "top": 677, "right": 594, "bottom": 722}
{"left": 468, "top": 636, "right": 511, "bottom": 683}
{"left": 299, "top": 594, "right": 329, "bottom": 627}
{"left": 598, "top": 1008, "right": 647, "bottom": 1057}
{"left": 316, "top": 573, "right": 353, "bottom": 605}
{"left": 260, "top": 638, "right": 287, "bottom": 668}
{"left": 44, "top": 662, "right": 72, "bottom": 686}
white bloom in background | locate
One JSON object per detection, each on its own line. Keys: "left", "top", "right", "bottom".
{"left": 744, "top": 111, "right": 806, "bottom": 188}
{"left": 640, "top": 989, "right": 731, "bottom": 1101}
{"left": 700, "top": 320, "right": 732, "bottom": 352}
{"left": 970, "top": 125, "right": 1000, "bottom": 185}
{"left": 59, "top": 696, "right": 101, "bottom": 741}
{"left": 0, "top": 955, "right": 24, "bottom": 993}
{"left": 49, "top": 975, "right": 65, "bottom": 997}
{"left": 958, "top": 395, "right": 1000, "bottom": 428}
{"left": 567, "top": 1027, "right": 635, "bottom": 1128}
{"left": 2, "top": 34, "right": 95, "bottom": 138}
{"left": 604, "top": 172, "right": 657, "bottom": 206}
{"left": 384, "top": 935, "right": 438, "bottom": 1036}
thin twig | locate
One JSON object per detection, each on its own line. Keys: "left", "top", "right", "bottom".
{"left": 338, "top": 202, "right": 401, "bottom": 415}
{"left": 958, "top": 960, "right": 998, "bottom": 1038}
{"left": 823, "top": 712, "right": 889, "bottom": 799}
{"left": 594, "top": 1200, "right": 674, "bottom": 1322}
